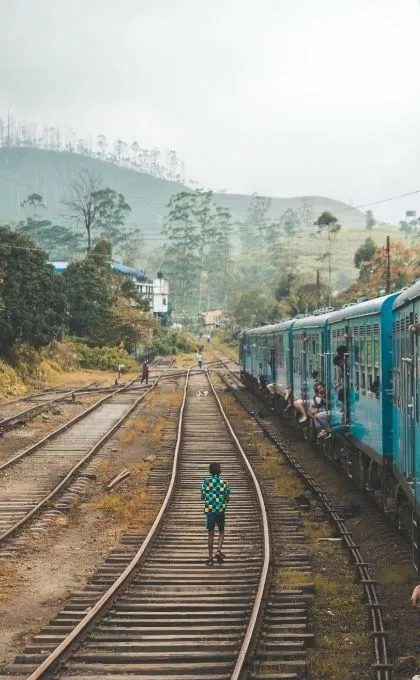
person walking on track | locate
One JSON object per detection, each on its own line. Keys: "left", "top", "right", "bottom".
{"left": 197, "top": 353, "right": 203, "bottom": 369}
{"left": 140, "top": 361, "right": 150, "bottom": 385}
{"left": 200, "top": 462, "right": 231, "bottom": 566}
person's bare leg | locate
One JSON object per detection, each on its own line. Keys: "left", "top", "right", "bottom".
{"left": 208, "top": 528, "right": 214, "bottom": 559}
{"left": 294, "top": 399, "right": 306, "bottom": 417}
{"left": 217, "top": 529, "right": 224, "bottom": 552}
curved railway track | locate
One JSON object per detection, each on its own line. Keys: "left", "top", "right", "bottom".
{"left": 219, "top": 360, "right": 392, "bottom": 680}
{"left": 0, "top": 367, "right": 173, "bottom": 556}
{"left": 2, "top": 369, "right": 271, "bottom": 680}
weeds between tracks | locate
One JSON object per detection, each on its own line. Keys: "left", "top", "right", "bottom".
{"left": 217, "top": 384, "right": 372, "bottom": 680}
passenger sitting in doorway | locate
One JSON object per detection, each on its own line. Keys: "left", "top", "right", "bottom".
{"left": 370, "top": 376, "right": 380, "bottom": 399}
{"left": 294, "top": 371, "right": 321, "bottom": 423}
{"left": 258, "top": 374, "right": 268, "bottom": 390}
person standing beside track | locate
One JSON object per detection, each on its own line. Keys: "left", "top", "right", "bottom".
{"left": 201, "top": 462, "right": 231, "bottom": 566}
{"left": 140, "top": 361, "right": 150, "bottom": 385}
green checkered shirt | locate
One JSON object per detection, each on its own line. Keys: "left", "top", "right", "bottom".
{"left": 200, "top": 475, "right": 231, "bottom": 513}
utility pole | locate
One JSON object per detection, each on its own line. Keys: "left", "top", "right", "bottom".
{"left": 316, "top": 269, "right": 321, "bottom": 307}
{"left": 386, "top": 236, "right": 391, "bottom": 294}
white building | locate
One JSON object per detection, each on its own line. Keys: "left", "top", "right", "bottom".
{"left": 153, "top": 276, "right": 169, "bottom": 316}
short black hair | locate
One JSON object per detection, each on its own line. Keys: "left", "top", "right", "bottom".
{"left": 209, "top": 462, "right": 221, "bottom": 475}
{"left": 336, "top": 345, "right": 347, "bottom": 356}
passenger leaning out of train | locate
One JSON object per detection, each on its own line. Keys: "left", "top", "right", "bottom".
{"left": 411, "top": 584, "right": 420, "bottom": 607}
{"left": 294, "top": 372, "right": 323, "bottom": 423}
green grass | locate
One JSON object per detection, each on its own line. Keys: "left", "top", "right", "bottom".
{"left": 292, "top": 224, "right": 406, "bottom": 289}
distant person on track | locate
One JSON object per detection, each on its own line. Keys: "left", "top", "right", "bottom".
{"left": 140, "top": 362, "right": 150, "bottom": 385}
{"left": 201, "top": 462, "right": 231, "bottom": 566}
{"left": 197, "top": 353, "right": 203, "bottom": 369}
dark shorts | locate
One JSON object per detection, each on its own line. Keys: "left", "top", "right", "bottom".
{"left": 206, "top": 511, "right": 225, "bottom": 531}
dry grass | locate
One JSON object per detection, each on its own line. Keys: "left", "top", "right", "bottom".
{"left": 147, "top": 417, "right": 167, "bottom": 446}
{"left": 303, "top": 519, "right": 332, "bottom": 541}
{"left": 92, "top": 489, "right": 155, "bottom": 524}
{"left": 45, "top": 369, "right": 138, "bottom": 387}
{"left": 375, "top": 564, "right": 415, "bottom": 584}
{"left": 277, "top": 568, "right": 313, "bottom": 586}
{"left": 0, "top": 562, "right": 18, "bottom": 604}
{"left": 119, "top": 416, "right": 149, "bottom": 445}
{"left": 217, "top": 383, "right": 372, "bottom": 679}
{"left": 92, "top": 460, "right": 156, "bottom": 526}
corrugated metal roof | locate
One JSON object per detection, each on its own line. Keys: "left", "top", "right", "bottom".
{"left": 49, "top": 260, "right": 152, "bottom": 283}
{"left": 393, "top": 280, "right": 420, "bottom": 310}
{"left": 243, "top": 320, "right": 294, "bottom": 334}
{"left": 328, "top": 293, "right": 398, "bottom": 323}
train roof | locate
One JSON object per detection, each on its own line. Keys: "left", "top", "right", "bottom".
{"left": 242, "top": 320, "right": 293, "bottom": 335}
{"left": 393, "top": 280, "right": 420, "bottom": 310}
{"left": 327, "top": 293, "right": 398, "bottom": 323}
{"left": 292, "top": 313, "right": 331, "bottom": 329}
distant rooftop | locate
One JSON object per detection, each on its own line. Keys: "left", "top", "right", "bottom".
{"left": 49, "top": 260, "right": 152, "bottom": 282}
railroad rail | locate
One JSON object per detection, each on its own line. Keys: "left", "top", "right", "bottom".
{"left": 0, "top": 382, "right": 103, "bottom": 433}
{"left": 0, "top": 366, "right": 173, "bottom": 554}
{"left": 219, "top": 362, "right": 392, "bottom": 680}
{"left": 0, "top": 360, "right": 176, "bottom": 432}
{"left": 2, "top": 369, "right": 271, "bottom": 680}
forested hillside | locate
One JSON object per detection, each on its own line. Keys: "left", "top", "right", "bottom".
{"left": 0, "top": 147, "right": 368, "bottom": 245}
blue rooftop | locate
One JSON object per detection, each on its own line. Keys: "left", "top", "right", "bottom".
{"left": 49, "top": 261, "right": 151, "bottom": 282}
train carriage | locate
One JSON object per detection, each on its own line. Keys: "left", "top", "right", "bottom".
{"left": 241, "top": 321, "right": 295, "bottom": 396}
{"left": 327, "top": 295, "right": 397, "bottom": 458}
{"left": 392, "top": 282, "right": 420, "bottom": 564}
{"left": 238, "top": 283, "right": 420, "bottom": 569}
{"left": 291, "top": 313, "right": 330, "bottom": 407}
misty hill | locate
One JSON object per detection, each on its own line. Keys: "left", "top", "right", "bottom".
{"left": 0, "top": 147, "right": 368, "bottom": 245}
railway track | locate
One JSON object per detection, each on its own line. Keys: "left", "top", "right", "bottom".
{"left": 0, "top": 383, "right": 104, "bottom": 433}
{"left": 0, "top": 370, "right": 170, "bottom": 557}
{"left": 2, "top": 369, "right": 272, "bottom": 680}
{"left": 219, "top": 362, "right": 392, "bottom": 680}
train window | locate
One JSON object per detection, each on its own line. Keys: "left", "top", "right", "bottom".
{"left": 373, "top": 324, "right": 380, "bottom": 368}
{"left": 366, "top": 325, "right": 372, "bottom": 370}
{"left": 359, "top": 325, "right": 366, "bottom": 390}
{"left": 353, "top": 326, "right": 359, "bottom": 364}
{"left": 278, "top": 335, "right": 284, "bottom": 368}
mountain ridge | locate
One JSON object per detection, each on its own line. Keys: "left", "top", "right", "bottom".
{"left": 0, "top": 147, "right": 368, "bottom": 245}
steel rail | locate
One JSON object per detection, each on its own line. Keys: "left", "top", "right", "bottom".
{"left": 23, "top": 366, "right": 270, "bottom": 680}
{"left": 206, "top": 369, "right": 271, "bottom": 680}
{"left": 0, "top": 375, "right": 153, "bottom": 473}
{"left": 220, "top": 365, "right": 392, "bottom": 680}
{"left": 0, "top": 380, "right": 158, "bottom": 545}
{"left": 0, "top": 389, "right": 85, "bottom": 432}
{"left": 24, "top": 368, "right": 191, "bottom": 680}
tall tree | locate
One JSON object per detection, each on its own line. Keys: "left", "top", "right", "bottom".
{"left": 365, "top": 210, "right": 376, "bottom": 231}
{"left": 0, "top": 228, "right": 67, "bottom": 355}
{"left": 162, "top": 191, "right": 200, "bottom": 319}
{"left": 205, "top": 205, "right": 234, "bottom": 309}
{"left": 94, "top": 188, "right": 132, "bottom": 245}
{"left": 62, "top": 171, "right": 131, "bottom": 251}
{"left": 354, "top": 237, "right": 377, "bottom": 270}
{"left": 62, "top": 170, "right": 102, "bottom": 251}
{"left": 21, "top": 193, "right": 46, "bottom": 217}
{"left": 239, "top": 193, "right": 271, "bottom": 254}
{"left": 314, "top": 211, "right": 341, "bottom": 305}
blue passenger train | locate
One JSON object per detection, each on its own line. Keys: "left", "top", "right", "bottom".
{"left": 239, "top": 280, "right": 420, "bottom": 569}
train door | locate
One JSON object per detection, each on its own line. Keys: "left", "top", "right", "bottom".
{"left": 269, "top": 342, "right": 277, "bottom": 383}
{"left": 401, "top": 310, "right": 416, "bottom": 484}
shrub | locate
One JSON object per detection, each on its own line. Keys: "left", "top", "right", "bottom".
{"left": 68, "top": 341, "right": 138, "bottom": 372}
{"left": 153, "top": 328, "right": 196, "bottom": 356}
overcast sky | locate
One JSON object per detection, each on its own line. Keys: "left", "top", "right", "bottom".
{"left": 0, "top": 0, "right": 419, "bottom": 222}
